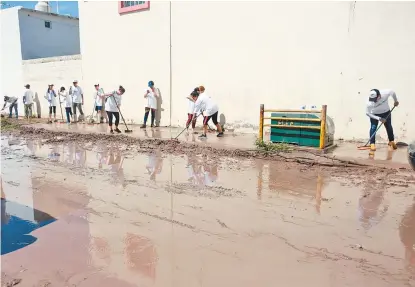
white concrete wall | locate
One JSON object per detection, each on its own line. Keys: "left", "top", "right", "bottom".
{"left": 0, "top": 7, "right": 24, "bottom": 108}
{"left": 78, "top": 1, "right": 415, "bottom": 141}
{"left": 18, "top": 9, "right": 80, "bottom": 60}
{"left": 22, "top": 55, "right": 82, "bottom": 118}
{"left": 78, "top": 1, "right": 171, "bottom": 126}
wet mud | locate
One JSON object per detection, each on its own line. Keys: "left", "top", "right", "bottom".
{"left": 1, "top": 123, "right": 415, "bottom": 286}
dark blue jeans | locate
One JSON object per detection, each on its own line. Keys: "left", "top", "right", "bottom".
{"left": 9, "top": 103, "right": 18, "bottom": 118}
{"left": 369, "top": 111, "right": 394, "bottom": 144}
{"left": 65, "top": 107, "right": 72, "bottom": 123}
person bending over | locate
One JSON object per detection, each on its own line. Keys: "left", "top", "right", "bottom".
{"left": 366, "top": 89, "right": 399, "bottom": 151}
{"left": 102, "top": 86, "right": 126, "bottom": 134}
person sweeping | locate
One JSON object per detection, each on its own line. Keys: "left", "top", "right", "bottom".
{"left": 141, "top": 81, "right": 159, "bottom": 128}
{"left": 193, "top": 86, "right": 223, "bottom": 138}
{"left": 366, "top": 89, "right": 399, "bottom": 152}
{"left": 185, "top": 88, "right": 200, "bottom": 133}
{"left": 102, "top": 85, "right": 126, "bottom": 134}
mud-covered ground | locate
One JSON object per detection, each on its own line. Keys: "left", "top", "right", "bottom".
{"left": 1, "top": 118, "right": 415, "bottom": 286}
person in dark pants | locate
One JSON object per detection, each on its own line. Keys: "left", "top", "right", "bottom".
{"left": 2, "top": 96, "right": 18, "bottom": 118}
{"left": 102, "top": 86, "right": 126, "bottom": 134}
{"left": 366, "top": 89, "right": 399, "bottom": 151}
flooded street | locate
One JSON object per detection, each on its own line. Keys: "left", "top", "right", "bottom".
{"left": 1, "top": 135, "right": 415, "bottom": 287}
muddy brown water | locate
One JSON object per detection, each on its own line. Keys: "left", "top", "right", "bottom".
{"left": 1, "top": 134, "right": 415, "bottom": 287}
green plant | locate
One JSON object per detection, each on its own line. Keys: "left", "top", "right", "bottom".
{"left": 255, "top": 138, "right": 291, "bottom": 153}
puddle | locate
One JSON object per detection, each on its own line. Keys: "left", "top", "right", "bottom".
{"left": 1, "top": 136, "right": 415, "bottom": 286}
{"left": 1, "top": 198, "right": 57, "bottom": 255}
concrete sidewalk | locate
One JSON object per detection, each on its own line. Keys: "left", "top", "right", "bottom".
{"left": 28, "top": 122, "right": 411, "bottom": 169}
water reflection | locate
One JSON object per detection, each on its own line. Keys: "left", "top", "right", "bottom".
{"left": 400, "top": 201, "right": 415, "bottom": 273}
{"left": 146, "top": 151, "right": 163, "bottom": 181}
{"left": 358, "top": 187, "right": 389, "bottom": 231}
{"left": 186, "top": 155, "right": 218, "bottom": 186}
{"left": 1, "top": 179, "right": 57, "bottom": 255}
{"left": 256, "top": 160, "right": 326, "bottom": 212}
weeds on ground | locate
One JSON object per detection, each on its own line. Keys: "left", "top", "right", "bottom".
{"left": 254, "top": 138, "right": 292, "bottom": 153}
{"left": 0, "top": 117, "right": 20, "bottom": 131}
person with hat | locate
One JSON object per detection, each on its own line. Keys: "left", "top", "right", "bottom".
{"left": 93, "top": 84, "right": 106, "bottom": 123}
{"left": 23, "top": 84, "right": 34, "bottom": 119}
{"left": 44, "top": 84, "right": 58, "bottom": 123}
{"left": 366, "top": 89, "right": 399, "bottom": 151}
{"left": 141, "top": 80, "right": 159, "bottom": 128}
{"left": 1, "top": 95, "right": 18, "bottom": 119}
{"left": 69, "top": 80, "right": 84, "bottom": 122}
{"left": 193, "top": 86, "right": 224, "bottom": 138}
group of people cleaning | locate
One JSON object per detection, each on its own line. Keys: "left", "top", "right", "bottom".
{"left": 44, "top": 80, "right": 125, "bottom": 134}
{"left": 2, "top": 80, "right": 401, "bottom": 145}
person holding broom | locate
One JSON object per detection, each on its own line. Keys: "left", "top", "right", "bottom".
{"left": 366, "top": 89, "right": 399, "bottom": 152}
{"left": 102, "top": 85, "right": 126, "bottom": 134}
{"left": 193, "top": 86, "right": 224, "bottom": 138}
{"left": 185, "top": 88, "right": 200, "bottom": 133}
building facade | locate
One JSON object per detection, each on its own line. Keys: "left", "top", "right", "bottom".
{"left": 66, "top": 2, "right": 415, "bottom": 140}
{"left": 0, "top": 5, "right": 80, "bottom": 115}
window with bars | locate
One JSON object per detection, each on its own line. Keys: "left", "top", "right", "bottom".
{"left": 119, "top": 1, "right": 150, "bottom": 14}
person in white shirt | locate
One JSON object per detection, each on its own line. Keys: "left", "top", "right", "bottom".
{"left": 141, "top": 80, "right": 159, "bottom": 128}
{"left": 59, "top": 87, "right": 72, "bottom": 124}
{"left": 23, "top": 84, "right": 34, "bottom": 119}
{"left": 1, "top": 95, "right": 18, "bottom": 119}
{"left": 193, "top": 86, "right": 223, "bottom": 138}
{"left": 93, "top": 84, "right": 107, "bottom": 124}
{"left": 185, "top": 88, "right": 199, "bottom": 133}
{"left": 69, "top": 80, "right": 84, "bottom": 122}
{"left": 102, "top": 85, "right": 125, "bottom": 134}
{"left": 366, "top": 89, "right": 399, "bottom": 151}
{"left": 44, "top": 84, "right": 58, "bottom": 123}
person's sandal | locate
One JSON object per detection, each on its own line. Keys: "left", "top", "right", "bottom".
{"left": 115, "top": 128, "right": 122, "bottom": 133}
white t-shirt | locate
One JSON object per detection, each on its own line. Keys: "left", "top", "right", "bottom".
{"left": 59, "top": 91, "right": 72, "bottom": 108}
{"left": 94, "top": 88, "right": 104, "bottom": 107}
{"left": 144, "top": 87, "right": 158, "bottom": 109}
{"left": 69, "top": 85, "right": 83, "bottom": 104}
{"left": 23, "top": 89, "right": 34, "bottom": 105}
{"left": 366, "top": 89, "right": 398, "bottom": 120}
{"left": 187, "top": 98, "right": 195, "bottom": 114}
{"left": 193, "top": 93, "right": 219, "bottom": 116}
{"left": 45, "top": 90, "right": 57, "bottom": 107}
{"left": 105, "top": 91, "right": 122, "bottom": 112}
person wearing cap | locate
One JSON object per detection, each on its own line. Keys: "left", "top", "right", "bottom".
{"left": 141, "top": 80, "right": 159, "bottom": 128}
{"left": 94, "top": 84, "right": 106, "bottom": 123}
{"left": 1, "top": 95, "right": 19, "bottom": 119}
{"left": 69, "top": 80, "right": 84, "bottom": 122}
{"left": 23, "top": 84, "right": 34, "bottom": 119}
{"left": 44, "top": 84, "right": 58, "bottom": 123}
{"left": 366, "top": 89, "right": 399, "bottom": 151}
{"left": 185, "top": 88, "right": 200, "bottom": 133}
{"left": 193, "top": 86, "right": 224, "bottom": 138}
{"left": 59, "top": 86, "right": 72, "bottom": 124}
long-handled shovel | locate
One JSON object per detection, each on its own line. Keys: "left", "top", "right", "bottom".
{"left": 357, "top": 106, "right": 396, "bottom": 150}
